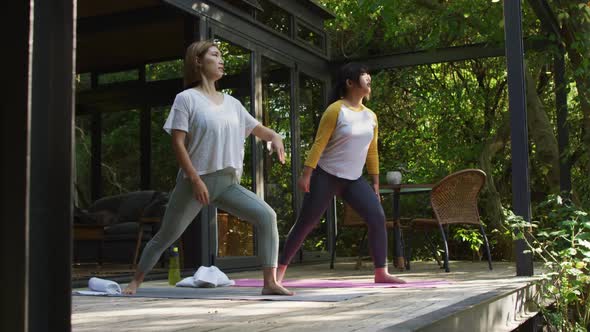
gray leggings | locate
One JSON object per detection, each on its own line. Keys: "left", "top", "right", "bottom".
{"left": 279, "top": 167, "right": 388, "bottom": 268}
{"left": 137, "top": 168, "right": 279, "bottom": 273}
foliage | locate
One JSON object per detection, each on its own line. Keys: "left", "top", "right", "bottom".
{"left": 150, "top": 106, "right": 179, "bottom": 193}
{"left": 215, "top": 39, "right": 250, "bottom": 76}
{"left": 97, "top": 69, "right": 139, "bottom": 85}
{"left": 506, "top": 195, "right": 590, "bottom": 331}
{"left": 548, "top": 1, "right": 590, "bottom": 208}
{"left": 74, "top": 117, "right": 92, "bottom": 207}
{"left": 367, "top": 59, "right": 507, "bottom": 185}
{"left": 100, "top": 110, "right": 141, "bottom": 196}
{"left": 452, "top": 227, "right": 484, "bottom": 261}
{"left": 146, "top": 60, "right": 182, "bottom": 82}
{"left": 318, "top": 0, "right": 590, "bottom": 236}
{"left": 321, "top": 0, "right": 521, "bottom": 57}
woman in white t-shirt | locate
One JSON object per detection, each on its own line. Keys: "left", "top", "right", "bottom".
{"left": 123, "top": 40, "right": 292, "bottom": 296}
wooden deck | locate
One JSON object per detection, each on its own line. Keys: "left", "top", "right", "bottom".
{"left": 72, "top": 259, "right": 541, "bottom": 332}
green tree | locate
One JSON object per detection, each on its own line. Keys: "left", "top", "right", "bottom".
{"left": 320, "top": 0, "right": 590, "bottom": 222}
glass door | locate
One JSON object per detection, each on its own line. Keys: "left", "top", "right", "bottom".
{"left": 212, "top": 37, "right": 257, "bottom": 268}
{"left": 261, "top": 56, "right": 294, "bottom": 249}
{"left": 297, "top": 72, "right": 328, "bottom": 258}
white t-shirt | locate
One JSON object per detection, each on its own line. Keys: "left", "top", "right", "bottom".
{"left": 163, "top": 88, "right": 260, "bottom": 180}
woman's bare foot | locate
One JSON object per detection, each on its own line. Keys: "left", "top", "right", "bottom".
{"left": 123, "top": 271, "right": 145, "bottom": 295}
{"left": 374, "top": 267, "right": 406, "bottom": 284}
{"left": 261, "top": 282, "right": 294, "bottom": 296}
{"left": 374, "top": 274, "right": 406, "bottom": 284}
{"left": 276, "top": 264, "right": 288, "bottom": 283}
{"left": 123, "top": 270, "right": 145, "bottom": 295}
{"left": 261, "top": 266, "right": 294, "bottom": 295}
{"left": 122, "top": 279, "right": 142, "bottom": 295}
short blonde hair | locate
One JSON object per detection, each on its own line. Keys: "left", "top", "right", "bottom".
{"left": 183, "top": 40, "right": 218, "bottom": 89}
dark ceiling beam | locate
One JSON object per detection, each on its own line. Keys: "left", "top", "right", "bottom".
{"left": 242, "top": 0, "right": 263, "bottom": 11}
{"left": 76, "top": 66, "right": 290, "bottom": 113}
{"left": 526, "top": 0, "right": 562, "bottom": 41}
{"left": 340, "top": 38, "right": 552, "bottom": 71}
{"left": 77, "top": 5, "right": 180, "bottom": 34}
{"left": 76, "top": 78, "right": 183, "bottom": 113}
{"left": 76, "top": 69, "right": 275, "bottom": 112}
{"left": 298, "top": 0, "right": 335, "bottom": 20}
{"left": 178, "top": 0, "right": 329, "bottom": 62}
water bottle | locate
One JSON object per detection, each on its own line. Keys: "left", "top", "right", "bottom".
{"left": 168, "top": 246, "right": 181, "bottom": 286}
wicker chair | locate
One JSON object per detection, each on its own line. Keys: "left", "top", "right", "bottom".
{"left": 405, "top": 169, "right": 493, "bottom": 272}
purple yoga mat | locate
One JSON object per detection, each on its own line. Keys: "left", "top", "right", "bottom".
{"left": 233, "top": 278, "right": 449, "bottom": 288}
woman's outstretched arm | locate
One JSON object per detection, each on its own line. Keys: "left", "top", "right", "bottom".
{"left": 251, "top": 125, "right": 285, "bottom": 164}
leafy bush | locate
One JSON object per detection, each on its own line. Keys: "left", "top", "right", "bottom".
{"left": 506, "top": 195, "right": 590, "bottom": 331}
{"left": 452, "top": 227, "right": 484, "bottom": 261}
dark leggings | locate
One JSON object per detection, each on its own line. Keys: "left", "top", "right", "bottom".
{"left": 279, "top": 167, "right": 388, "bottom": 268}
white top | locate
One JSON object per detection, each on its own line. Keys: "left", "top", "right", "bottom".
{"left": 163, "top": 88, "right": 260, "bottom": 180}
{"left": 316, "top": 103, "right": 377, "bottom": 180}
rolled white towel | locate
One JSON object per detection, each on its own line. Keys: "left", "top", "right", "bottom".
{"left": 88, "top": 277, "right": 121, "bottom": 294}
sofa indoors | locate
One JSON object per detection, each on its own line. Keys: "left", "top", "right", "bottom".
{"left": 74, "top": 190, "right": 169, "bottom": 264}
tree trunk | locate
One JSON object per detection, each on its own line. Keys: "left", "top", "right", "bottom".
{"left": 477, "top": 64, "right": 561, "bottom": 221}
{"left": 478, "top": 112, "right": 515, "bottom": 260}
{"left": 524, "top": 66, "right": 561, "bottom": 193}
{"left": 478, "top": 112, "right": 511, "bottom": 230}
{"left": 560, "top": 3, "right": 590, "bottom": 164}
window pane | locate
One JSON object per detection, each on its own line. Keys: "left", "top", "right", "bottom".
{"left": 217, "top": 38, "right": 253, "bottom": 192}
{"left": 299, "top": 73, "right": 324, "bottom": 167}
{"left": 215, "top": 38, "right": 255, "bottom": 257}
{"left": 262, "top": 57, "right": 293, "bottom": 244}
{"left": 74, "top": 114, "right": 93, "bottom": 208}
{"left": 297, "top": 24, "right": 324, "bottom": 49}
{"left": 98, "top": 69, "right": 139, "bottom": 85}
{"left": 217, "top": 212, "right": 255, "bottom": 257}
{"left": 101, "top": 110, "right": 141, "bottom": 196}
{"left": 146, "top": 59, "right": 183, "bottom": 82}
{"left": 298, "top": 73, "right": 327, "bottom": 251}
{"left": 227, "top": 1, "right": 256, "bottom": 17}
{"left": 256, "top": 0, "right": 291, "bottom": 36}
{"left": 151, "top": 106, "right": 177, "bottom": 193}
{"left": 76, "top": 73, "right": 92, "bottom": 91}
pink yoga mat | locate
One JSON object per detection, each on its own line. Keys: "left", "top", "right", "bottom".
{"left": 233, "top": 278, "right": 449, "bottom": 288}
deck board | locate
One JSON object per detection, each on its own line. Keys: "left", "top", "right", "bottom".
{"left": 72, "top": 260, "right": 541, "bottom": 331}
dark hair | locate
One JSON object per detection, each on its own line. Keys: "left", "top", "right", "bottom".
{"left": 328, "top": 62, "right": 369, "bottom": 104}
